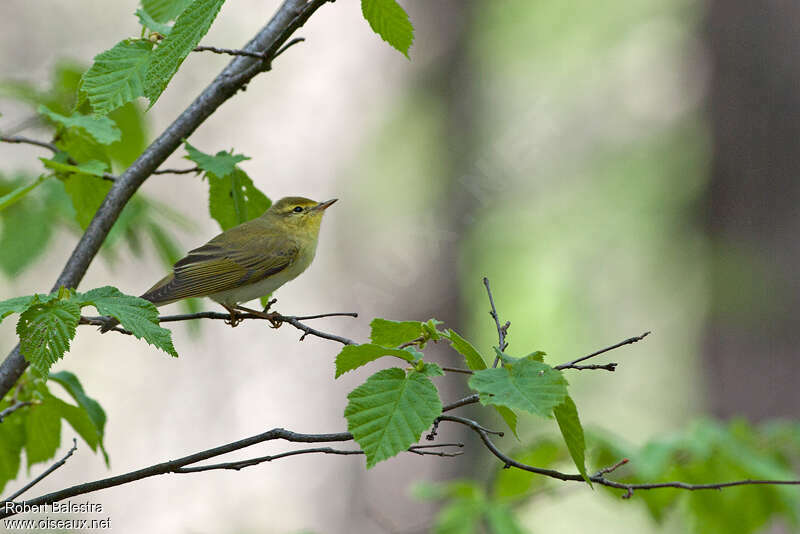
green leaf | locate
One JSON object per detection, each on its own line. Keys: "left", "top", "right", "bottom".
{"left": 494, "top": 406, "right": 519, "bottom": 439}
{"left": 80, "top": 286, "right": 178, "bottom": 357}
{"left": 369, "top": 318, "right": 423, "bottom": 347}
{"left": 17, "top": 297, "right": 81, "bottom": 378}
{"left": 46, "top": 394, "right": 99, "bottom": 451}
{"left": 38, "top": 105, "right": 121, "bottom": 145}
{"left": 434, "top": 499, "right": 484, "bottom": 534}
{"left": 141, "top": 0, "right": 193, "bottom": 22}
{"left": 208, "top": 168, "right": 270, "bottom": 230}
{"left": 345, "top": 368, "right": 442, "bottom": 467}
{"left": 468, "top": 357, "right": 568, "bottom": 418}
{"left": 107, "top": 102, "right": 148, "bottom": 168}
{"left": 63, "top": 173, "right": 112, "bottom": 230}
{"left": 361, "top": 0, "right": 414, "bottom": 58}
{"left": 24, "top": 399, "right": 62, "bottom": 467}
{"left": 184, "top": 141, "right": 249, "bottom": 177}
{"left": 0, "top": 295, "right": 36, "bottom": 323}
{"left": 335, "top": 343, "right": 420, "bottom": 378}
{"left": 443, "top": 329, "right": 487, "bottom": 370}
{"left": 417, "top": 362, "right": 444, "bottom": 377}
{"left": 144, "top": 0, "right": 226, "bottom": 106}
{"left": 0, "top": 401, "right": 25, "bottom": 493}
{"left": 136, "top": 8, "right": 173, "bottom": 35}
{"left": 49, "top": 371, "right": 107, "bottom": 449}
{"left": 41, "top": 158, "right": 109, "bottom": 178}
{"left": 0, "top": 175, "right": 49, "bottom": 213}
{"left": 554, "top": 395, "right": 590, "bottom": 485}
{"left": 80, "top": 39, "right": 154, "bottom": 116}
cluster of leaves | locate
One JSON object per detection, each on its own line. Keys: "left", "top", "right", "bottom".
{"left": 0, "top": 371, "right": 107, "bottom": 495}
{"left": 78, "top": 0, "right": 414, "bottom": 117}
{"left": 335, "top": 318, "right": 589, "bottom": 482}
{"left": 590, "top": 419, "right": 800, "bottom": 534}
{"left": 0, "top": 286, "right": 176, "bottom": 378}
{"left": 0, "top": 63, "right": 193, "bottom": 286}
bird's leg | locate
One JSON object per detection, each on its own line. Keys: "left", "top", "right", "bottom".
{"left": 221, "top": 304, "right": 243, "bottom": 327}
{"left": 234, "top": 305, "right": 283, "bottom": 329}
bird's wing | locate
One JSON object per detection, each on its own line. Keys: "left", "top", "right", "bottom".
{"left": 141, "top": 225, "right": 298, "bottom": 304}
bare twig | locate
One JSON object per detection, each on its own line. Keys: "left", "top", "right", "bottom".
{"left": 4, "top": 439, "right": 77, "bottom": 501}
{"left": 559, "top": 362, "right": 618, "bottom": 372}
{"left": 437, "top": 414, "right": 504, "bottom": 437}
{"left": 554, "top": 332, "right": 650, "bottom": 370}
{"left": 440, "top": 366, "right": 473, "bottom": 375}
{"left": 0, "top": 401, "right": 32, "bottom": 422}
{"left": 0, "top": 135, "right": 59, "bottom": 153}
{"left": 151, "top": 167, "right": 201, "bottom": 175}
{"left": 440, "top": 415, "right": 800, "bottom": 498}
{"left": 193, "top": 37, "right": 305, "bottom": 69}
{"left": 483, "top": 277, "right": 510, "bottom": 367}
{"left": 441, "top": 394, "right": 479, "bottom": 413}
{"left": 593, "top": 457, "right": 629, "bottom": 477}
{"left": 174, "top": 447, "right": 364, "bottom": 472}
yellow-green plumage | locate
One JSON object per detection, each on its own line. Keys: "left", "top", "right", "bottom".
{"left": 141, "top": 196, "right": 335, "bottom": 308}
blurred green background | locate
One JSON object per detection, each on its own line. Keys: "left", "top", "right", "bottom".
{"left": 1, "top": 0, "right": 798, "bottom": 532}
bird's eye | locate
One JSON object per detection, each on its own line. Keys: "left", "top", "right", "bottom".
{"left": 292, "top": 206, "right": 303, "bottom": 213}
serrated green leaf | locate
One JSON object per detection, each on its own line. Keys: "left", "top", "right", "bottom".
{"left": 554, "top": 395, "right": 590, "bottom": 485}
{"left": 40, "top": 158, "right": 109, "bottom": 178}
{"left": 144, "top": 0, "right": 226, "bottom": 106}
{"left": 17, "top": 297, "right": 81, "bottom": 378}
{"left": 80, "top": 39, "right": 154, "bottom": 116}
{"left": 0, "top": 295, "right": 36, "bottom": 323}
{"left": 136, "top": 8, "right": 173, "bottom": 35}
{"left": 417, "top": 362, "right": 444, "bottom": 377}
{"left": 361, "top": 0, "right": 414, "bottom": 58}
{"left": 0, "top": 400, "right": 25, "bottom": 494}
{"left": 335, "top": 344, "right": 420, "bottom": 378}
{"left": 444, "top": 329, "right": 487, "bottom": 370}
{"left": 369, "top": 318, "right": 423, "bottom": 347}
{"left": 345, "top": 368, "right": 442, "bottom": 467}
{"left": 80, "top": 286, "right": 177, "bottom": 357}
{"left": 24, "top": 399, "right": 62, "bottom": 467}
{"left": 208, "top": 168, "right": 270, "bottom": 230}
{"left": 0, "top": 175, "right": 49, "bottom": 213}
{"left": 184, "top": 141, "right": 249, "bottom": 177}
{"left": 468, "top": 358, "right": 568, "bottom": 418}
{"left": 38, "top": 105, "right": 121, "bottom": 145}
{"left": 141, "top": 0, "right": 193, "bottom": 22}
{"left": 63, "top": 173, "right": 112, "bottom": 230}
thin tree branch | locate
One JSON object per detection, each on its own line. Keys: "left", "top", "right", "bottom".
{"left": 559, "top": 362, "right": 618, "bottom": 372}
{"left": 441, "top": 366, "right": 473, "bottom": 375}
{"left": 0, "top": 401, "right": 32, "bottom": 422}
{"left": 151, "top": 167, "right": 201, "bottom": 175}
{"left": 80, "top": 309, "right": 358, "bottom": 345}
{"left": 0, "top": 135, "right": 59, "bottom": 153}
{"left": 441, "top": 393, "right": 479, "bottom": 412}
{"left": 4, "top": 439, "right": 77, "bottom": 501}
{"left": 554, "top": 332, "right": 650, "bottom": 370}
{"left": 439, "top": 415, "right": 800, "bottom": 498}
{"left": 0, "top": 0, "right": 335, "bottom": 398}
{"left": 174, "top": 447, "right": 364, "bottom": 472}
{"left": 483, "top": 277, "right": 510, "bottom": 367}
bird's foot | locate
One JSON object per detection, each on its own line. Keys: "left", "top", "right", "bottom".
{"left": 234, "top": 305, "right": 283, "bottom": 329}
{"left": 222, "top": 305, "right": 243, "bottom": 327}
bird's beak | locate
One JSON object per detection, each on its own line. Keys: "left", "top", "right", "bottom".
{"left": 314, "top": 198, "right": 338, "bottom": 211}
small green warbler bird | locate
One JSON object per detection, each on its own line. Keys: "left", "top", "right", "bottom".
{"left": 133, "top": 196, "right": 336, "bottom": 327}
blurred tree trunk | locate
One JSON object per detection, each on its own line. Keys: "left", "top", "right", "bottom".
{"left": 702, "top": 1, "right": 800, "bottom": 419}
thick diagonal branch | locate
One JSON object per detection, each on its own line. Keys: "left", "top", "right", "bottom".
{"left": 0, "top": 0, "right": 333, "bottom": 398}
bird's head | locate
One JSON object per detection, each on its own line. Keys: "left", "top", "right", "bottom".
{"left": 263, "top": 196, "right": 337, "bottom": 234}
